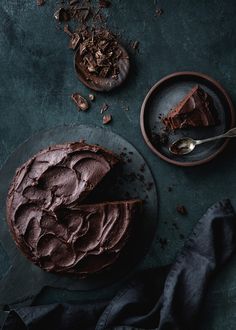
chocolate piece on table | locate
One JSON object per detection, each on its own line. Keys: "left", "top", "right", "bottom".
{"left": 7, "top": 142, "right": 142, "bottom": 277}
{"left": 71, "top": 93, "right": 89, "bottom": 111}
{"left": 163, "top": 85, "right": 216, "bottom": 130}
{"left": 103, "top": 114, "right": 112, "bottom": 124}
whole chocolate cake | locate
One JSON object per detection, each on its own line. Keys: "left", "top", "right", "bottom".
{"left": 163, "top": 85, "right": 216, "bottom": 130}
{"left": 6, "top": 142, "right": 142, "bottom": 277}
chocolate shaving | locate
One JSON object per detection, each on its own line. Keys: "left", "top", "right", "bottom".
{"left": 54, "top": 8, "right": 70, "bottom": 22}
{"left": 69, "top": 33, "right": 81, "bottom": 49}
{"left": 71, "top": 93, "right": 89, "bottom": 111}
{"left": 100, "top": 103, "right": 109, "bottom": 114}
{"left": 103, "top": 114, "right": 112, "bottom": 124}
{"left": 130, "top": 40, "right": 139, "bottom": 51}
{"left": 76, "top": 28, "right": 122, "bottom": 79}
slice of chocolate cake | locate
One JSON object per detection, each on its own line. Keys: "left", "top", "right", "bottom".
{"left": 163, "top": 85, "right": 216, "bottom": 130}
{"left": 7, "top": 142, "right": 142, "bottom": 277}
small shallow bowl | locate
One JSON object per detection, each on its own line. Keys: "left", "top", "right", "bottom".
{"left": 74, "top": 44, "right": 130, "bottom": 92}
{"left": 140, "top": 71, "right": 235, "bottom": 167}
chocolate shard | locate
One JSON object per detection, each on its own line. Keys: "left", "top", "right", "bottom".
{"left": 75, "top": 28, "right": 125, "bottom": 79}
{"left": 163, "top": 85, "right": 217, "bottom": 130}
{"left": 103, "top": 114, "right": 112, "bottom": 124}
{"left": 71, "top": 93, "right": 89, "bottom": 111}
{"left": 69, "top": 33, "right": 81, "bottom": 50}
{"left": 54, "top": 8, "right": 70, "bottom": 22}
{"left": 100, "top": 103, "right": 109, "bottom": 114}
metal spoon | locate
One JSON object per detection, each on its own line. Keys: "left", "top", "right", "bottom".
{"left": 169, "top": 127, "right": 236, "bottom": 156}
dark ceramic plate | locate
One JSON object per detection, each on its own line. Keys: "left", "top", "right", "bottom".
{"left": 140, "top": 72, "right": 235, "bottom": 166}
{"left": 0, "top": 125, "right": 157, "bottom": 305}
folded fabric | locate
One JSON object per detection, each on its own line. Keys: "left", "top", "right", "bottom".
{"left": 2, "top": 199, "right": 236, "bottom": 330}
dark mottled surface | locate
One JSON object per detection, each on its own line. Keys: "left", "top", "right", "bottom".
{"left": 0, "top": 0, "right": 236, "bottom": 328}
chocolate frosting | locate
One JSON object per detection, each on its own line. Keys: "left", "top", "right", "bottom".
{"left": 7, "top": 142, "right": 142, "bottom": 276}
{"left": 163, "top": 85, "right": 216, "bottom": 130}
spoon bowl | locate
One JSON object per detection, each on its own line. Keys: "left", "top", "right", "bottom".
{"left": 169, "top": 138, "right": 196, "bottom": 155}
{"left": 169, "top": 127, "right": 236, "bottom": 156}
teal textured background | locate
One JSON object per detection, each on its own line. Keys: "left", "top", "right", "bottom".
{"left": 0, "top": 0, "right": 236, "bottom": 328}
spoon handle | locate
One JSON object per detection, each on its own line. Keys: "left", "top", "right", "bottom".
{"left": 195, "top": 127, "right": 236, "bottom": 145}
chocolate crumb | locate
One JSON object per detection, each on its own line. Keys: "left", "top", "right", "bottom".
{"left": 172, "top": 222, "right": 179, "bottom": 230}
{"left": 176, "top": 205, "right": 188, "bottom": 215}
{"left": 103, "top": 114, "right": 112, "bottom": 124}
{"left": 168, "top": 186, "right": 173, "bottom": 192}
{"left": 159, "top": 238, "right": 168, "bottom": 249}
{"left": 146, "top": 182, "right": 153, "bottom": 191}
{"left": 152, "top": 132, "right": 169, "bottom": 146}
{"left": 71, "top": 93, "right": 89, "bottom": 111}
{"left": 122, "top": 105, "right": 129, "bottom": 111}
{"left": 99, "top": 0, "right": 111, "bottom": 8}
{"left": 37, "top": 0, "right": 45, "bottom": 6}
{"left": 100, "top": 103, "right": 109, "bottom": 114}
{"left": 88, "top": 94, "right": 95, "bottom": 101}
{"left": 140, "top": 164, "right": 145, "bottom": 172}
{"left": 179, "top": 234, "right": 185, "bottom": 240}
{"left": 64, "top": 24, "right": 73, "bottom": 37}
{"left": 156, "top": 7, "right": 163, "bottom": 16}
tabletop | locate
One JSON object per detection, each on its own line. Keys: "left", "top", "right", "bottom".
{"left": 0, "top": 1, "right": 236, "bottom": 329}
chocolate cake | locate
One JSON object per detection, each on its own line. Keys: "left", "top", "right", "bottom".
{"left": 6, "top": 142, "right": 142, "bottom": 277}
{"left": 163, "top": 85, "right": 216, "bottom": 130}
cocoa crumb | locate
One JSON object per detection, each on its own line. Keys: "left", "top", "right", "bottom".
{"left": 176, "top": 205, "right": 188, "bottom": 215}
{"left": 99, "top": 0, "right": 111, "bottom": 8}
{"left": 156, "top": 7, "right": 163, "bottom": 16}
{"left": 88, "top": 94, "right": 95, "bottom": 101}
{"left": 37, "top": 0, "right": 45, "bottom": 6}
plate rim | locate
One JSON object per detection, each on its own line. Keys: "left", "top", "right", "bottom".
{"left": 140, "top": 71, "right": 235, "bottom": 167}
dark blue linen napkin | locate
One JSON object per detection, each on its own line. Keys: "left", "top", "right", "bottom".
{"left": 2, "top": 199, "right": 236, "bottom": 330}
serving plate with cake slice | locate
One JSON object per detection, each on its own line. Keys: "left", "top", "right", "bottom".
{"left": 0, "top": 124, "right": 157, "bottom": 305}
{"left": 140, "top": 72, "right": 235, "bottom": 166}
